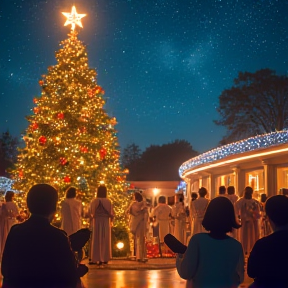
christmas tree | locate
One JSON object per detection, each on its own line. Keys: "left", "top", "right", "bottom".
{"left": 13, "top": 6, "right": 129, "bottom": 228}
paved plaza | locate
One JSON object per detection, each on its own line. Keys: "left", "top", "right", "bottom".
{"left": 0, "top": 257, "right": 254, "bottom": 288}
{"left": 80, "top": 257, "right": 253, "bottom": 288}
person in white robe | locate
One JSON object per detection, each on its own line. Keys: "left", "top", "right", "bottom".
{"left": 226, "top": 186, "right": 239, "bottom": 239}
{"left": 172, "top": 196, "right": 186, "bottom": 244}
{"left": 152, "top": 196, "right": 172, "bottom": 243}
{"left": 190, "top": 187, "right": 209, "bottom": 235}
{"left": 60, "top": 186, "right": 82, "bottom": 236}
{"left": 89, "top": 185, "right": 114, "bottom": 266}
{"left": 0, "top": 191, "right": 19, "bottom": 257}
{"left": 235, "top": 186, "right": 260, "bottom": 255}
{"left": 127, "top": 192, "right": 148, "bottom": 262}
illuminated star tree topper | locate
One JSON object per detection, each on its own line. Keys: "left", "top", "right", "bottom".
{"left": 62, "top": 6, "right": 86, "bottom": 31}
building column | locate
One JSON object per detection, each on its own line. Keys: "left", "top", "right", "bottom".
{"left": 238, "top": 169, "right": 246, "bottom": 198}
{"left": 232, "top": 166, "right": 240, "bottom": 197}
{"left": 210, "top": 174, "right": 216, "bottom": 199}
{"left": 262, "top": 161, "right": 277, "bottom": 197}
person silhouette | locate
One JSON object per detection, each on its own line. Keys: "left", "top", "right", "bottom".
{"left": 1, "top": 183, "right": 87, "bottom": 288}
{"left": 247, "top": 195, "right": 288, "bottom": 288}
{"left": 176, "top": 196, "right": 244, "bottom": 288}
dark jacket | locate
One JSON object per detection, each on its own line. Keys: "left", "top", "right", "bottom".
{"left": 1, "top": 214, "right": 78, "bottom": 288}
{"left": 247, "top": 229, "right": 288, "bottom": 288}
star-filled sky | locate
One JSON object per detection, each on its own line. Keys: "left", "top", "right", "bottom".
{"left": 1, "top": 0, "right": 288, "bottom": 154}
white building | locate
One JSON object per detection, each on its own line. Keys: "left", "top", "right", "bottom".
{"left": 179, "top": 130, "right": 288, "bottom": 201}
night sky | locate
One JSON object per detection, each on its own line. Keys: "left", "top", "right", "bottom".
{"left": 1, "top": 0, "right": 288, "bottom": 154}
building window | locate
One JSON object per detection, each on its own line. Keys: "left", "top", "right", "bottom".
{"left": 277, "top": 167, "right": 288, "bottom": 194}
{"left": 245, "top": 169, "right": 264, "bottom": 200}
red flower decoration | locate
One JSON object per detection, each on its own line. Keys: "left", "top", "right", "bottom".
{"left": 39, "top": 136, "right": 47, "bottom": 145}
{"left": 39, "top": 80, "right": 44, "bottom": 86}
{"left": 60, "top": 157, "right": 68, "bottom": 165}
{"left": 64, "top": 176, "right": 71, "bottom": 183}
{"left": 100, "top": 147, "right": 107, "bottom": 159}
{"left": 33, "top": 98, "right": 38, "bottom": 104}
{"left": 57, "top": 112, "right": 64, "bottom": 120}
{"left": 80, "top": 146, "right": 88, "bottom": 153}
{"left": 31, "top": 123, "right": 38, "bottom": 130}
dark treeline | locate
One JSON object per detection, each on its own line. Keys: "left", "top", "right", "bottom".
{"left": 121, "top": 140, "right": 198, "bottom": 181}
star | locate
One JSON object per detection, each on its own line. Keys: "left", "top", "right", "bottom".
{"left": 62, "top": 6, "right": 86, "bottom": 31}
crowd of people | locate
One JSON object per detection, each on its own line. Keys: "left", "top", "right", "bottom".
{"left": 0, "top": 183, "right": 287, "bottom": 288}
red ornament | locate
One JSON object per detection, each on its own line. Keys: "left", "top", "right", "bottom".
{"left": 33, "top": 107, "right": 40, "bottom": 114}
{"left": 33, "top": 98, "right": 38, "bottom": 104}
{"left": 19, "top": 170, "right": 24, "bottom": 178}
{"left": 39, "top": 80, "right": 44, "bottom": 86}
{"left": 64, "top": 176, "right": 71, "bottom": 183}
{"left": 60, "top": 157, "right": 68, "bottom": 165}
{"left": 80, "top": 146, "right": 88, "bottom": 153}
{"left": 39, "top": 136, "right": 47, "bottom": 145}
{"left": 31, "top": 123, "right": 38, "bottom": 130}
{"left": 100, "top": 147, "right": 107, "bottom": 159}
{"left": 129, "top": 183, "right": 135, "bottom": 189}
{"left": 57, "top": 112, "right": 64, "bottom": 120}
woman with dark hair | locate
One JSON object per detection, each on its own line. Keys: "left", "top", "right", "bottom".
{"left": 126, "top": 191, "right": 148, "bottom": 262}
{"left": 89, "top": 185, "right": 114, "bottom": 267}
{"left": 60, "top": 186, "right": 82, "bottom": 236}
{"left": 190, "top": 187, "right": 209, "bottom": 235}
{"left": 176, "top": 197, "right": 244, "bottom": 288}
{"left": 0, "top": 191, "right": 19, "bottom": 257}
{"left": 235, "top": 186, "right": 261, "bottom": 254}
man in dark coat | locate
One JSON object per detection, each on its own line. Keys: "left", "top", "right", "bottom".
{"left": 1, "top": 183, "right": 85, "bottom": 288}
{"left": 247, "top": 195, "right": 288, "bottom": 288}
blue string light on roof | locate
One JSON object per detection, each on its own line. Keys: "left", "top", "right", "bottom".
{"left": 179, "top": 130, "right": 288, "bottom": 178}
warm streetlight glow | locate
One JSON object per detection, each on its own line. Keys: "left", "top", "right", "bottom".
{"left": 62, "top": 6, "right": 86, "bottom": 31}
{"left": 153, "top": 188, "right": 159, "bottom": 196}
{"left": 116, "top": 241, "right": 124, "bottom": 250}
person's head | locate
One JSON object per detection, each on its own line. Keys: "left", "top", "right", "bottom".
{"left": 5, "top": 191, "right": 15, "bottom": 202}
{"left": 97, "top": 185, "right": 107, "bottom": 198}
{"left": 191, "top": 192, "right": 198, "bottom": 201}
{"left": 265, "top": 195, "right": 288, "bottom": 229}
{"left": 219, "top": 186, "right": 226, "bottom": 195}
{"left": 134, "top": 192, "right": 143, "bottom": 202}
{"left": 65, "top": 186, "right": 77, "bottom": 199}
{"left": 260, "top": 193, "right": 267, "bottom": 203}
{"left": 202, "top": 197, "right": 241, "bottom": 234}
{"left": 198, "top": 187, "right": 207, "bottom": 198}
{"left": 227, "top": 186, "right": 235, "bottom": 195}
{"left": 27, "top": 184, "right": 58, "bottom": 219}
{"left": 158, "top": 196, "right": 166, "bottom": 204}
{"left": 244, "top": 186, "right": 253, "bottom": 199}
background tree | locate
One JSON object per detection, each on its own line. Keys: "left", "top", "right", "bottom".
{"left": 123, "top": 140, "right": 198, "bottom": 181}
{"left": 12, "top": 11, "right": 128, "bottom": 228}
{"left": 121, "top": 143, "right": 142, "bottom": 180}
{"left": 0, "top": 131, "right": 19, "bottom": 177}
{"left": 214, "top": 69, "right": 288, "bottom": 144}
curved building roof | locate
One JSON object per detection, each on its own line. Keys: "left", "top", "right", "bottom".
{"left": 179, "top": 130, "right": 288, "bottom": 179}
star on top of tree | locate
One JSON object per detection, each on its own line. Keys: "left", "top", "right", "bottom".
{"left": 62, "top": 6, "right": 86, "bottom": 31}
